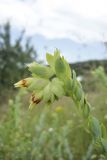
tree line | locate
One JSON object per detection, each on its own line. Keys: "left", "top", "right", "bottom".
{"left": 0, "top": 22, "right": 37, "bottom": 89}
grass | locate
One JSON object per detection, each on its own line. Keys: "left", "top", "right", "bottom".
{"left": 0, "top": 75, "right": 107, "bottom": 160}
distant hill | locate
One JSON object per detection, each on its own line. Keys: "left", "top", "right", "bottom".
{"left": 33, "top": 34, "right": 107, "bottom": 63}
{"left": 71, "top": 60, "right": 107, "bottom": 75}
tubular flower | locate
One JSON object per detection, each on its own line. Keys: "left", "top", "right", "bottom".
{"left": 29, "top": 93, "right": 42, "bottom": 109}
{"left": 31, "top": 93, "right": 41, "bottom": 104}
{"left": 14, "top": 78, "right": 33, "bottom": 88}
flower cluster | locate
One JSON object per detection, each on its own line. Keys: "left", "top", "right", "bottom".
{"left": 14, "top": 50, "right": 67, "bottom": 109}
{"left": 15, "top": 50, "right": 107, "bottom": 154}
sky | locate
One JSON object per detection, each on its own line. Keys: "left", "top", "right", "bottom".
{"left": 0, "top": 0, "right": 107, "bottom": 62}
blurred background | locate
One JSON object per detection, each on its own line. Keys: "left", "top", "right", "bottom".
{"left": 1, "top": 0, "right": 107, "bottom": 159}
{"left": 1, "top": 0, "right": 107, "bottom": 63}
{"left": 1, "top": 0, "right": 107, "bottom": 88}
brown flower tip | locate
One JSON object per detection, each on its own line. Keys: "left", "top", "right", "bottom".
{"left": 14, "top": 78, "right": 32, "bottom": 88}
{"left": 31, "top": 94, "right": 41, "bottom": 104}
{"left": 21, "top": 79, "right": 28, "bottom": 87}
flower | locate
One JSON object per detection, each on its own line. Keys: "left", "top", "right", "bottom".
{"left": 14, "top": 78, "right": 33, "bottom": 88}
{"left": 55, "top": 106, "right": 63, "bottom": 112}
{"left": 31, "top": 93, "right": 41, "bottom": 104}
{"left": 29, "top": 93, "right": 42, "bottom": 110}
{"left": 48, "top": 128, "right": 54, "bottom": 132}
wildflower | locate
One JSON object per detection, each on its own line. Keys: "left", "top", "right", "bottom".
{"left": 14, "top": 78, "right": 33, "bottom": 88}
{"left": 48, "top": 128, "right": 54, "bottom": 132}
{"left": 31, "top": 93, "right": 41, "bottom": 104}
{"left": 77, "top": 75, "right": 83, "bottom": 82}
{"left": 29, "top": 93, "right": 42, "bottom": 109}
{"left": 55, "top": 106, "right": 63, "bottom": 112}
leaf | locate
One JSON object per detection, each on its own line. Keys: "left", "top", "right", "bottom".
{"left": 50, "top": 93, "right": 55, "bottom": 103}
{"left": 52, "top": 82, "right": 65, "bottom": 98}
{"left": 101, "top": 123, "right": 107, "bottom": 139}
{"left": 89, "top": 116, "right": 102, "bottom": 139}
{"left": 71, "top": 71, "right": 77, "bottom": 94}
{"left": 82, "top": 102, "right": 90, "bottom": 118}
{"left": 55, "top": 57, "right": 66, "bottom": 79}
{"left": 54, "top": 49, "right": 60, "bottom": 59}
{"left": 101, "top": 138, "right": 107, "bottom": 152}
{"left": 64, "top": 78, "right": 72, "bottom": 93}
{"left": 28, "top": 78, "right": 49, "bottom": 92}
{"left": 46, "top": 53, "right": 54, "bottom": 69}
{"left": 62, "top": 56, "right": 71, "bottom": 78}
{"left": 52, "top": 78, "right": 64, "bottom": 86}
{"left": 28, "top": 62, "right": 54, "bottom": 79}
{"left": 75, "top": 85, "right": 83, "bottom": 101}
{"left": 43, "top": 83, "right": 51, "bottom": 102}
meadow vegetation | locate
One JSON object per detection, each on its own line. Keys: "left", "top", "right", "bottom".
{"left": 0, "top": 51, "right": 107, "bottom": 160}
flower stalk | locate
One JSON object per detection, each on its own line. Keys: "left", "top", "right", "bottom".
{"left": 15, "top": 49, "right": 107, "bottom": 155}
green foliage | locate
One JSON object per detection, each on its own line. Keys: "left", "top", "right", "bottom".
{"left": 15, "top": 50, "right": 107, "bottom": 158}
{"left": 28, "top": 62, "right": 54, "bottom": 79}
{"left": 0, "top": 22, "right": 37, "bottom": 89}
{"left": 1, "top": 89, "right": 107, "bottom": 159}
{"left": 0, "top": 87, "right": 107, "bottom": 159}
{"left": 0, "top": 90, "right": 74, "bottom": 160}
{"left": 89, "top": 117, "right": 102, "bottom": 139}
{"left": 92, "top": 66, "right": 107, "bottom": 88}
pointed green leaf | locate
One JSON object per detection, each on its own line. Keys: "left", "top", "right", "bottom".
{"left": 46, "top": 53, "right": 54, "bottom": 69}
{"left": 52, "top": 84, "right": 65, "bottom": 98}
{"left": 55, "top": 57, "right": 66, "bottom": 79}
{"left": 89, "top": 116, "right": 102, "bottom": 139}
{"left": 28, "top": 78, "right": 49, "bottom": 92}
{"left": 82, "top": 102, "right": 90, "bottom": 118}
{"left": 28, "top": 62, "right": 54, "bottom": 79}
{"left": 43, "top": 83, "right": 51, "bottom": 102}
{"left": 62, "top": 56, "right": 71, "bottom": 78}
{"left": 51, "top": 78, "right": 65, "bottom": 98}
{"left": 101, "top": 123, "right": 107, "bottom": 139}
{"left": 101, "top": 138, "right": 107, "bottom": 152}
{"left": 54, "top": 49, "right": 60, "bottom": 59}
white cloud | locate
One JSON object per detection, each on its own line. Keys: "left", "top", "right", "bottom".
{"left": 0, "top": 0, "right": 107, "bottom": 42}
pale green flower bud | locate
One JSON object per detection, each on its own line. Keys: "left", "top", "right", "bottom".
{"left": 14, "top": 78, "right": 33, "bottom": 88}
